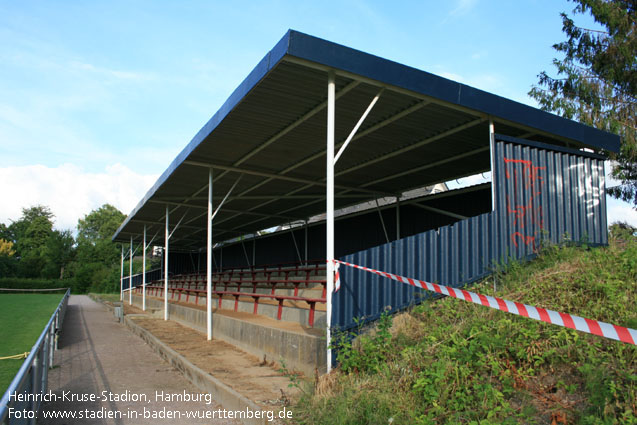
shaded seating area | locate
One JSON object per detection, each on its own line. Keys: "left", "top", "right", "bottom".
{"left": 137, "top": 261, "right": 326, "bottom": 327}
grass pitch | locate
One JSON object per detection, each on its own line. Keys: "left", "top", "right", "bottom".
{"left": 0, "top": 293, "right": 64, "bottom": 395}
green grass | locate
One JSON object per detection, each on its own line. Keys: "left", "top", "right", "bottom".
{"left": 293, "top": 235, "right": 637, "bottom": 424}
{"left": 0, "top": 293, "right": 65, "bottom": 395}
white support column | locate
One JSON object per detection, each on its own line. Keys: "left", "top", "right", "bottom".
{"left": 489, "top": 119, "right": 496, "bottom": 294}
{"left": 489, "top": 119, "right": 495, "bottom": 211}
{"left": 142, "top": 225, "right": 147, "bottom": 311}
{"left": 164, "top": 206, "right": 169, "bottom": 321}
{"left": 207, "top": 168, "right": 213, "bottom": 340}
{"left": 326, "top": 70, "right": 336, "bottom": 373}
{"left": 120, "top": 245, "right": 124, "bottom": 301}
{"left": 396, "top": 196, "right": 401, "bottom": 240}
{"left": 304, "top": 220, "right": 308, "bottom": 265}
{"left": 129, "top": 236, "right": 133, "bottom": 305}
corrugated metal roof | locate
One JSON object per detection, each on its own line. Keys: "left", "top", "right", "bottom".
{"left": 113, "top": 30, "right": 620, "bottom": 249}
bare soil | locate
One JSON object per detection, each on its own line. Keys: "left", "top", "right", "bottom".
{"left": 123, "top": 306, "right": 303, "bottom": 409}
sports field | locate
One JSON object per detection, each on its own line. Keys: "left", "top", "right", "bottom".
{"left": 0, "top": 293, "right": 64, "bottom": 395}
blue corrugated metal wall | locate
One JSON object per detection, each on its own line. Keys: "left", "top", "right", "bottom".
{"left": 122, "top": 268, "right": 163, "bottom": 291}
{"left": 333, "top": 136, "right": 607, "bottom": 330}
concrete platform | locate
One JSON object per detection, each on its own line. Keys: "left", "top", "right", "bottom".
{"left": 128, "top": 294, "right": 327, "bottom": 376}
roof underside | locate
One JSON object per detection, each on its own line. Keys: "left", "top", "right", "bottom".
{"left": 113, "top": 30, "right": 620, "bottom": 250}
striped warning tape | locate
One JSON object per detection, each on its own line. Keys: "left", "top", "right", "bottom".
{"left": 333, "top": 259, "right": 636, "bottom": 346}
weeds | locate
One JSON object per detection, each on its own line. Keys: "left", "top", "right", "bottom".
{"left": 293, "top": 237, "right": 637, "bottom": 424}
{"left": 330, "top": 310, "right": 393, "bottom": 375}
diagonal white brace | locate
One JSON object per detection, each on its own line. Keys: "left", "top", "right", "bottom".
{"left": 168, "top": 212, "right": 188, "bottom": 240}
{"left": 211, "top": 174, "right": 243, "bottom": 223}
{"left": 334, "top": 88, "right": 384, "bottom": 165}
{"left": 147, "top": 230, "right": 160, "bottom": 247}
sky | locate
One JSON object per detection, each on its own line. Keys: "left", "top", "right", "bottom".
{"left": 0, "top": 0, "right": 635, "bottom": 231}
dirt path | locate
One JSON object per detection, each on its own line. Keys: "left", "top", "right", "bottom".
{"left": 39, "top": 295, "right": 240, "bottom": 425}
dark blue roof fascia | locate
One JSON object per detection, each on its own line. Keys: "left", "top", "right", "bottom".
{"left": 113, "top": 31, "right": 292, "bottom": 241}
{"left": 285, "top": 30, "right": 620, "bottom": 153}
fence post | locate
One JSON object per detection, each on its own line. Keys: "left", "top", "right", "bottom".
{"left": 30, "top": 352, "right": 39, "bottom": 425}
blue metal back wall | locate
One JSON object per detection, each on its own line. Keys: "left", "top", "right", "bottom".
{"left": 494, "top": 136, "right": 607, "bottom": 252}
{"left": 333, "top": 137, "right": 608, "bottom": 330}
{"left": 122, "top": 268, "right": 163, "bottom": 290}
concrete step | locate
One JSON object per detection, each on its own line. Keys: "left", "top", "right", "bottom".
{"left": 129, "top": 294, "right": 326, "bottom": 376}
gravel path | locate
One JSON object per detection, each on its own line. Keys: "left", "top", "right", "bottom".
{"left": 39, "top": 295, "right": 240, "bottom": 424}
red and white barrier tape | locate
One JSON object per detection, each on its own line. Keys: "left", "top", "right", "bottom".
{"left": 333, "top": 259, "right": 636, "bottom": 346}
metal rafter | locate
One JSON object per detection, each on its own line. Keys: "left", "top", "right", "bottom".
{"left": 361, "top": 146, "right": 490, "bottom": 188}
{"left": 155, "top": 194, "right": 370, "bottom": 201}
{"left": 411, "top": 203, "right": 468, "bottom": 220}
{"left": 199, "top": 81, "right": 362, "bottom": 202}
{"left": 235, "top": 81, "right": 360, "bottom": 167}
{"left": 219, "top": 120, "right": 488, "bottom": 235}
{"left": 230, "top": 147, "right": 489, "bottom": 234}
{"left": 336, "top": 117, "right": 486, "bottom": 178}
{"left": 184, "top": 161, "right": 392, "bottom": 196}
{"left": 147, "top": 199, "right": 303, "bottom": 221}
{"left": 207, "top": 100, "right": 430, "bottom": 229}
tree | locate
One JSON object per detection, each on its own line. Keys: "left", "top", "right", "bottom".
{"left": 10, "top": 206, "right": 55, "bottom": 277}
{"left": 529, "top": 0, "right": 636, "bottom": 206}
{"left": 42, "top": 230, "right": 76, "bottom": 279}
{"left": 76, "top": 204, "right": 126, "bottom": 265}
{"left": 70, "top": 204, "right": 126, "bottom": 292}
{"left": 0, "top": 238, "right": 17, "bottom": 277}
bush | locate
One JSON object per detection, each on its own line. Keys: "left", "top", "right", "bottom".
{"left": 0, "top": 277, "right": 71, "bottom": 291}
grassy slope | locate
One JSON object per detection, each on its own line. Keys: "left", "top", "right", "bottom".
{"left": 0, "top": 293, "right": 64, "bottom": 394}
{"left": 294, "top": 237, "right": 637, "bottom": 424}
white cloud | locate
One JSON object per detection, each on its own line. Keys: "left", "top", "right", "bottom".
{"left": 606, "top": 198, "right": 637, "bottom": 227}
{"left": 0, "top": 163, "right": 158, "bottom": 231}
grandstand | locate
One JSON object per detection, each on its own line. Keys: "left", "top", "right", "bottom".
{"left": 113, "top": 30, "right": 619, "bottom": 374}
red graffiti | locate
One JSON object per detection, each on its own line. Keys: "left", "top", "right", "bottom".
{"left": 503, "top": 157, "right": 545, "bottom": 250}
{"left": 511, "top": 232, "right": 535, "bottom": 248}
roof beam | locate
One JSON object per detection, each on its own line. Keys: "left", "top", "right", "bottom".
{"left": 361, "top": 146, "right": 490, "bottom": 188}
{"left": 241, "top": 146, "right": 489, "bottom": 229}
{"left": 147, "top": 199, "right": 302, "bottom": 221}
{"left": 235, "top": 80, "right": 360, "bottom": 167}
{"left": 208, "top": 81, "right": 362, "bottom": 200}
{"left": 184, "top": 160, "right": 393, "bottom": 196}
{"left": 279, "top": 100, "right": 431, "bottom": 176}
{"left": 410, "top": 203, "right": 468, "bottom": 220}
{"left": 215, "top": 116, "right": 484, "bottom": 233}
{"left": 154, "top": 194, "right": 370, "bottom": 201}
{"left": 207, "top": 100, "right": 430, "bottom": 226}
{"left": 336, "top": 117, "right": 486, "bottom": 178}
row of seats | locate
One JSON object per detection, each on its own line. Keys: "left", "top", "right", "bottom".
{"left": 135, "top": 262, "right": 327, "bottom": 327}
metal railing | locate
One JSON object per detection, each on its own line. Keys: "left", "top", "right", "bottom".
{"left": 0, "top": 288, "right": 70, "bottom": 425}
